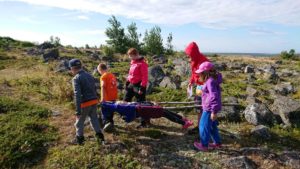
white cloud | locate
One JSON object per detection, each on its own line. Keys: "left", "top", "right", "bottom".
{"left": 3, "top": 0, "right": 300, "bottom": 28}
{"left": 76, "top": 15, "right": 89, "bottom": 20}
{"left": 250, "top": 27, "right": 286, "bottom": 36}
{"left": 0, "top": 29, "right": 107, "bottom": 47}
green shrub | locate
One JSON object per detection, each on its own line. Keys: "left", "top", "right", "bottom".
{"left": 0, "top": 97, "right": 57, "bottom": 168}
{"left": 280, "top": 49, "right": 296, "bottom": 60}
{"left": 46, "top": 143, "right": 142, "bottom": 169}
{"left": 20, "top": 41, "right": 35, "bottom": 48}
{"left": 102, "top": 45, "right": 114, "bottom": 57}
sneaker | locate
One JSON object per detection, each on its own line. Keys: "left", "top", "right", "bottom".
{"left": 188, "top": 127, "right": 199, "bottom": 135}
{"left": 194, "top": 142, "right": 208, "bottom": 151}
{"left": 182, "top": 119, "right": 194, "bottom": 129}
{"left": 95, "top": 132, "right": 105, "bottom": 145}
{"left": 103, "top": 122, "right": 114, "bottom": 132}
{"left": 71, "top": 136, "right": 85, "bottom": 145}
{"left": 208, "top": 143, "right": 222, "bottom": 149}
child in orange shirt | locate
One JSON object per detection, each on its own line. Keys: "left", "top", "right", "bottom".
{"left": 97, "top": 63, "right": 118, "bottom": 131}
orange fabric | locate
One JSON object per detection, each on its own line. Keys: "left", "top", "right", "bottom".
{"left": 80, "top": 99, "right": 98, "bottom": 108}
{"left": 100, "top": 72, "right": 118, "bottom": 101}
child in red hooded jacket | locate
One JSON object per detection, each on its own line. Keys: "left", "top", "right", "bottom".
{"left": 124, "top": 48, "right": 149, "bottom": 128}
{"left": 185, "top": 42, "right": 209, "bottom": 135}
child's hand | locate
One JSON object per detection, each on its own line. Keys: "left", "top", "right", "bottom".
{"left": 138, "top": 90, "right": 143, "bottom": 95}
{"left": 211, "top": 113, "right": 217, "bottom": 121}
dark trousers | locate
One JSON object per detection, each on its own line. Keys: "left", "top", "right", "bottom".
{"left": 163, "top": 110, "right": 185, "bottom": 125}
{"left": 124, "top": 82, "right": 146, "bottom": 102}
{"left": 124, "top": 82, "right": 147, "bottom": 124}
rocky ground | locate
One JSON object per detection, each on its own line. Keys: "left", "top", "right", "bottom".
{"left": 0, "top": 39, "right": 300, "bottom": 169}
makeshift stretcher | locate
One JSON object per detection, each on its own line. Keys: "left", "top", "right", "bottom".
{"left": 100, "top": 101, "right": 189, "bottom": 127}
{"left": 99, "top": 101, "right": 240, "bottom": 126}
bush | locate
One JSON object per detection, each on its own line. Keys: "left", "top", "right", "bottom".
{"left": 101, "top": 45, "right": 114, "bottom": 57}
{"left": 20, "top": 41, "right": 35, "bottom": 48}
{"left": 46, "top": 143, "right": 142, "bottom": 169}
{"left": 0, "top": 97, "right": 57, "bottom": 168}
{"left": 280, "top": 49, "right": 296, "bottom": 60}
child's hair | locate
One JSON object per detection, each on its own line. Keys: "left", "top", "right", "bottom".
{"left": 127, "top": 48, "right": 139, "bottom": 56}
{"left": 199, "top": 68, "right": 218, "bottom": 82}
{"left": 97, "top": 63, "right": 107, "bottom": 71}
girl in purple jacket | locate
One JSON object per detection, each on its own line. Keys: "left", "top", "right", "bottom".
{"left": 193, "top": 61, "right": 222, "bottom": 151}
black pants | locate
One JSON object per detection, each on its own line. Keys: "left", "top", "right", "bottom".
{"left": 124, "top": 82, "right": 146, "bottom": 102}
{"left": 124, "top": 82, "right": 148, "bottom": 124}
{"left": 163, "top": 110, "right": 185, "bottom": 125}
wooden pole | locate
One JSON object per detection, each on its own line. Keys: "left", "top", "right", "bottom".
{"left": 162, "top": 103, "right": 241, "bottom": 110}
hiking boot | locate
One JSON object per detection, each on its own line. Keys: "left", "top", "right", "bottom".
{"left": 95, "top": 132, "right": 105, "bottom": 145}
{"left": 103, "top": 122, "right": 114, "bottom": 133}
{"left": 208, "top": 143, "right": 222, "bottom": 149}
{"left": 71, "top": 136, "right": 85, "bottom": 145}
{"left": 188, "top": 127, "right": 199, "bottom": 135}
{"left": 182, "top": 119, "right": 194, "bottom": 129}
{"left": 194, "top": 142, "right": 208, "bottom": 152}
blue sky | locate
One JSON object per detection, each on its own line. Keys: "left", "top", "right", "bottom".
{"left": 0, "top": 0, "right": 299, "bottom": 53}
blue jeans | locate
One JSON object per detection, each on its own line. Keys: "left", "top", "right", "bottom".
{"left": 199, "top": 111, "right": 221, "bottom": 147}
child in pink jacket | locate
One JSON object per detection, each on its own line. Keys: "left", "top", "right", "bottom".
{"left": 124, "top": 48, "right": 149, "bottom": 128}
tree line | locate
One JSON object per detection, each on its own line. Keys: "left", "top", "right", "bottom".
{"left": 103, "top": 15, "right": 174, "bottom": 56}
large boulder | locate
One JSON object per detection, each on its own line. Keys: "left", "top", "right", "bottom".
{"left": 172, "top": 58, "right": 190, "bottom": 77}
{"left": 271, "top": 96, "right": 300, "bottom": 126}
{"left": 274, "top": 82, "right": 294, "bottom": 96}
{"left": 263, "top": 65, "right": 276, "bottom": 74}
{"left": 227, "top": 62, "right": 246, "bottom": 70}
{"left": 262, "top": 65, "right": 279, "bottom": 84}
{"left": 218, "top": 97, "right": 241, "bottom": 122}
{"left": 152, "top": 55, "right": 167, "bottom": 64}
{"left": 148, "top": 65, "right": 165, "bottom": 86}
{"left": 38, "top": 42, "right": 55, "bottom": 50}
{"left": 27, "top": 48, "right": 44, "bottom": 56}
{"left": 90, "top": 52, "right": 100, "bottom": 60}
{"left": 221, "top": 156, "right": 257, "bottom": 169}
{"left": 55, "top": 59, "right": 70, "bottom": 73}
{"left": 251, "top": 125, "right": 271, "bottom": 140}
{"left": 214, "top": 62, "right": 227, "bottom": 71}
{"left": 147, "top": 65, "right": 165, "bottom": 93}
{"left": 244, "top": 65, "right": 255, "bottom": 73}
{"left": 159, "top": 76, "right": 177, "bottom": 89}
{"left": 43, "top": 48, "right": 59, "bottom": 62}
{"left": 278, "top": 69, "right": 293, "bottom": 77}
{"left": 243, "top": 103, "right": 276, "bottom": 126}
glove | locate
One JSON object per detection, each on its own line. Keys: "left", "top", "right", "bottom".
{"left": 138, "top": 86, "right": 146, "bottom": 95}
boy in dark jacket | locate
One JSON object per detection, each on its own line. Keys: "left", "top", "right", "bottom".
{"left": 70, "top": 59, "right": 105, "bottom": 145}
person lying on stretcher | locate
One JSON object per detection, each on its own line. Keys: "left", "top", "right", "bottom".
{"left": 100, "top": 101, "right": 193, "bottom": 131}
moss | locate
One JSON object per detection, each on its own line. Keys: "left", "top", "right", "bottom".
{"left": 222, "top": 81, "right": 247, "bottom": 98}
{"left": 144, "top": 129, "right": 166, "bottom": 139}
{"left": 0, "top": 97, "right": 57, "bottom": 168}
{"left": 147, "top": 87, "right": 188, "bottom": 102}
{"left": 46, "top": 143, "right": 142, "bottom": 169}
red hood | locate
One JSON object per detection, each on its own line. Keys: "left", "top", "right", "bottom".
{"left": 185, "top": 42, "right": 209, "bottom": 69}
{"left": 185, "top": 42, "right": 209, "bottom": 85}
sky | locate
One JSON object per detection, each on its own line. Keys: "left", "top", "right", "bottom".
{"left": 0, "top": 0, "right": 299, "bottom": 53}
